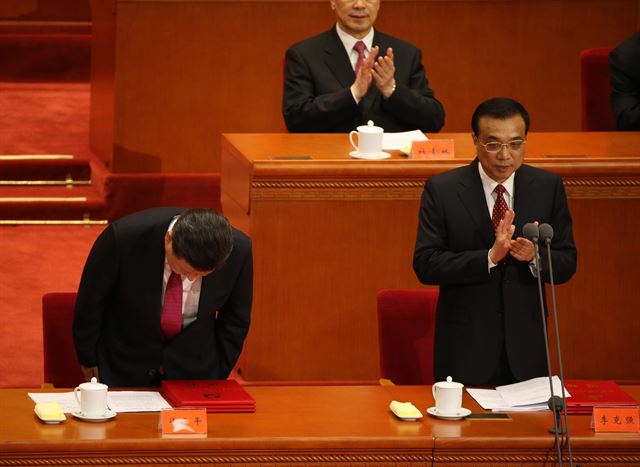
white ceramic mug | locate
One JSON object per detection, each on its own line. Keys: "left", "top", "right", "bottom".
{"left": 349, "top": 120, "right": 383, "bottom": 155}
{"left": 74, "top": 377, "right": 108, "bottom": 417}
{"left": 432, "top": 376, "right": 464, "bottom": 415}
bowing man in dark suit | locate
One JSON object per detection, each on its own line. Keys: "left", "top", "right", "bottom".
{"left": 283, "top": 0, "right": 444, "bottom": 133}
{"left": 413, "top": 98, "right": 577, "bottom": 386}
{"left": 73, "top": 207, "right": 253, "bottom": 387}
{"left": 609, "top": 31, "right": 640, "bottom": 131}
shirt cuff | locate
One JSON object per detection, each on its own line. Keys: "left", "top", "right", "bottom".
{"left": 488, "top": 250, "right": 498, "bottom": 270}
{"left": 350, "top": 86, "right": 361, "bottom": 104}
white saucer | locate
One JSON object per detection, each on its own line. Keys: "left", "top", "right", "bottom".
{"left": 349, "top": 150, "right": 391, "bottom": 160}
{"left": 427, "top": 407, "right": 471, "bottom": 421}
{"left": 71, "top": 410, "right": 117, "bottom": 422}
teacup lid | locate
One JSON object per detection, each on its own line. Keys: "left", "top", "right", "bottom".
{"left": 435, "top": 376, "right": 464, "bottom": 389}
{"left": 78, "top": 377, "right": 108, "bottom": 391}
{"left": 357, "top": 120, "right": 383, "bottom": 133}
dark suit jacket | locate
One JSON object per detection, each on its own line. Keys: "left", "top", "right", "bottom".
{"left": 413, "top": 161, "right": 577, "bottom": 386}
{"left": 73, "top": 207, "right": 253, "bottom": 387}
{"left": 610, "top": 32, "right": 640, "bottom": 131}
{"left": 283, "top": 27, "right": 444, "bottom": 133}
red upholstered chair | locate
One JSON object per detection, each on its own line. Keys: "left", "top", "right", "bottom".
{"left": 42, "top": 293, "right": 85, "bottom": 388}
{"left": 376, "top": 289, "right": 438, "bottom": 385}
{"left": 580, "top": 47, "right": 616, "bottom": 131}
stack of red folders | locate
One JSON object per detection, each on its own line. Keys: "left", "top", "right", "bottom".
{"left": 161, "top": 379, "right": 256, "bottom": 413}
{"left": 563, "top": 380, "right": 638, "bottom": 415}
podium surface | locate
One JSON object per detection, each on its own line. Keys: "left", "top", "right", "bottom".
{"left": 2, "top": 385, "right": 639, "bottom": 465}
{"left": 221, "top": 132, "right": 640, "bottom": 383}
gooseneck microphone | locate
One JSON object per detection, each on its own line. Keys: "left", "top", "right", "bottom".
{"left": 522, "top": 222, "right": 539, "bottom": 243}
{"left": 523, "top": 222, "right": 563, "bottom": 466}
{"left": 539, "top": 223, "right": 574, "bottom": 466}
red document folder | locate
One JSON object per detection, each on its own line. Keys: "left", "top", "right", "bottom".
{"left": 564, "top": 380, "right": 638, "bottom": 414}
{"left": 161, "top": 379, "right": 256, "bottom": 413}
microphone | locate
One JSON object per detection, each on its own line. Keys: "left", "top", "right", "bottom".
{"left": 527, "top": 222, "right": 564, "bottom": 465}
{"left": 522, "top": 222, "right": 539, "bottom": 243}
{"left": 539, "top": 222, "right": 574, "bottom": 466}
{"left": 539, "top": 223, "right": 554, "bottom": 245}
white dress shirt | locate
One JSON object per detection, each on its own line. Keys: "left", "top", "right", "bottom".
{"left": 335, "top": 24, "right": 374, "bottom": 103}
{"left": 478, "top": 163, "right": 515, "bottom": 270}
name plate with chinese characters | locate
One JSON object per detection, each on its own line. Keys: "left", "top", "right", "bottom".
{"left": 160, "top": 408, "right": 208, "bottom": 438}
{"left": 411, "top": 140, "right": 455, "bottom": 159}
{"left": 593, "top": 406, "right": 640, "bottom": 432}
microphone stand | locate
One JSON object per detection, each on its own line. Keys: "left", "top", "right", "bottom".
{"left": 531, "top": 238, "right": 564, "bottom": 466}
{"left": 542, "top": 230, "right": 574, "bottom": 466}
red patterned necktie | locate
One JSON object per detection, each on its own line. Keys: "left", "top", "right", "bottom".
{"left": 491, "top": 184, "right": 508, "bottom": 230}
{"left": 160, "top": 272, "right": 183, "bottom": 339}
{"left": 354, "top": 41, "right": 366, "bottom": 75}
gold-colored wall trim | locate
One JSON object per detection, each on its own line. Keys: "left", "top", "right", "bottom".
{"left": 0, "top": 180, "right": 91, "bottom": 186}
{"left": 0, "top": 197, "right": 88, "bottom": 202}
{"left": 0, "top": 155, "right": 75, "bottom": 160}
{"left": 251, "top": 176, "right": 640, "bottom": 201}
{"left": 0, "top": 220, "right": 108, "bottom": 226}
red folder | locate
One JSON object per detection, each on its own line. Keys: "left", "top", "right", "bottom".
{"left": 161, "top": 379, "right": 256, "bottom": 413}
{"left": 564, "top": 380, "right": 637, "bottom": 414}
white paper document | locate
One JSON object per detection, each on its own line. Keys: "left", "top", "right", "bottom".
{"left": 466, "top": 376, "right": 571, "bottom": 412}
{"left": 29, "top": 391, "right": 172, "bottom": 413}
{"left": 382, "top": 130, "right": 427, "bottom": 152}
{"left": 103, "top": 391, "right": 172, "bottom": 412}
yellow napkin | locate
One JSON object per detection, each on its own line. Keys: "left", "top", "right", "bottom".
{"left": 34, "top": 402, "right": 66, "bottom": 423}
{"left": 389, "top": 400, "right": 423, "bottom": 420}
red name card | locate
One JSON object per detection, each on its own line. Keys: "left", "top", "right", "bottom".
{"left": 411, "top": 139, "right": 455, "bottom": 159}
{"left": 160, "top": 408, "right": 208, "bottom": 438}
{"left": 593, "top": 406, "right": 640, "bottom": 433}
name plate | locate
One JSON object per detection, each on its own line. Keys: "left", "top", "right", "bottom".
{"left": 593, "top": 406, "right": 640, "bottom": 432}
{"left": 160, "top": 408, "right": 208, "bottom": 437}
{"left": 411, "top": 139, "right": 455, "bottom": 159}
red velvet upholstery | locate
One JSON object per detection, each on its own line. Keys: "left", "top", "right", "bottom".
{"left": 580, "top": 47, "right": 616, "bottom": 131}
{"left": 42, "top": 293, "right": 84, "bottom": 388}
{"left": 377, "top": 289, "right": 438, "bottom": 385}
{"left": 103, "top": 173, "right": 222, "bottom": 222}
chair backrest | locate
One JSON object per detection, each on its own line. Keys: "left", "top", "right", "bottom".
{"left": 580, "top": 47, "right": 616, "bottom": 131}
{"left": 376, "top": 289, "right": 438, "bottom": 385}
{"left": 42, "top": 292, "right": 84, "bottom": 387}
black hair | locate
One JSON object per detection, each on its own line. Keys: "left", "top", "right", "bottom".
{"left": 171, "top": 208, "right": 233, "bottom": 271}
{"left": 471, "top": 97, "right": 530, "bottom": 135}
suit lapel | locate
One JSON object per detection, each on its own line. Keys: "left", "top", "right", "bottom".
{"left": 324, "top": 28, "right": 355, "bottom": 88}
{"left": 141, "top": 220, "right": 173, "bottom": 331}
{"left": 513, "top": 165, "right": 536, "bottom": 236}
{"left": 457, "top": 160, "right": 496, "bottom": 245}
{"left": 361, "top": 30, "right": 386, "bottom": 113}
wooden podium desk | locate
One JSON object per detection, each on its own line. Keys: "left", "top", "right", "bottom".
{"left": 221, "top": 132, "right": 640, "bottom": 383}
{"left": 2, "top": 386, "right": 639, "bottom": 466}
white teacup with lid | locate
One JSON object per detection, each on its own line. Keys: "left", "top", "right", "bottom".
{"left": 74, "top": 377, "right": 108, "bottom": 418}
{"left": 349, "top": 120, "right": 384, "bottom": 156}
{"left": 432, "top": 376, "right": 464, "bottom": 415}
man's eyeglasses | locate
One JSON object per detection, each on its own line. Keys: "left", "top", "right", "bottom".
{"left": 479, "top": 140, "right": 526, "bottom": 153}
